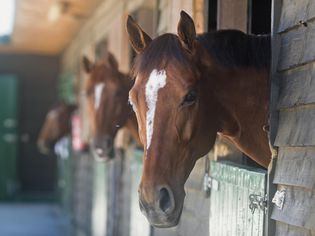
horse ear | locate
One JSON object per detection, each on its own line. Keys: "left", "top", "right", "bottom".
{"left": 82, "top": 56, "right": 94, "bottom": 73}
{"left": 177, "top": 11, "right": 196, "bottom": 52}
{"left": 107, "top": 52, "right": 119, "bottom": 71}
{"left": 126, "top": 15, "right": 152, "bottom": 54}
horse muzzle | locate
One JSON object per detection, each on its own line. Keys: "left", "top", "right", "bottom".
{"left": 139, "top": 185, "right": 185, "bottom": 228}
{"left": 91, "top": 136, "right": 114, "bottom": 161}
{"left": 37, "top": 140, "right": 51, "bottom": 154}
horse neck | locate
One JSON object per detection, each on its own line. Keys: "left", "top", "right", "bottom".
{"left": 206, "top": 67, "right": 271, "bottom": 167}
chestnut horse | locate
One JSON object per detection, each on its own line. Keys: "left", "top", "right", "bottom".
{"left": 37, "top": 103, "right": 77, "bottom": 154}
{"left": 83, "top": 52, "right": 139, "bottom": 159}
{"left": 126, "top": 11, "right": 271, "bottom": 227}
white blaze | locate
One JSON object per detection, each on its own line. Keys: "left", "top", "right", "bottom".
{"left": 145, "top": 69, "right": 167, "bottom": 150}
{"left": 47, "top": 110, "right": 58, "bottom": 119}
{"left": 94, "top": 83, "right": 105, "bottom": 110}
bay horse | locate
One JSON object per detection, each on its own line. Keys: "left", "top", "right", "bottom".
{"left": 83, "top": 52, "right": 139, "bottom": 160}
{"left": 126, "top": 11, "right": 271, "bottom": 227}
{"left": 37, "top": 103, "right": 77, "bottom": 154}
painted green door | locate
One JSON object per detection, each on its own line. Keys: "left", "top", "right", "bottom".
{"left": 209, "top": 161, "right": 266, "bottom": 236}
{"left": 0, "top": 75, "right": 18, "bottom": 200}
{"left": 91, "top": 159, "right": 107, "bottom": 236}
{"left": 130, "top": 148, "right": 151, "bottom": 236}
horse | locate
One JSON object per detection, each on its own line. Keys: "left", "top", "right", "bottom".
{"left": 83, "top": 52, "right": 140, "bottom": 160}
{"left": 126, "top": 11, "right": 271, "bottom": 227}
{"left": 37, "top": 103, "right": 77, "bottom": 154}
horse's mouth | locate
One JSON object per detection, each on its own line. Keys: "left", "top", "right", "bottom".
{"left": 150, "top": 214, "right": 181, "bottom": 228}
{"left": 92, "top": 147, "right": 114, "bottom": 162}
{"left": 37, "top": 141, "right": 52, "bottom": 155}
{"left": 139, "top": 198, "right": 184, "bottom": 228}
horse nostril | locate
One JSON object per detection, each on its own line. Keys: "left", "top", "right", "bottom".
{"left": 159, "top": 187, "right": 173, "bottom": 214}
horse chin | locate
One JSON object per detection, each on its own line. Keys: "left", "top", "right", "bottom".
{"left": 92, "top": 147, "right": 114, "bottom": 162}
{"left": 37, "top": 141, "right": 52, "bottom": 155}
{"left": 140, "top": 198, "right": 184, "bottom": 228}
{"left": 149, "top": 209, "right": 182, "bottom": 228}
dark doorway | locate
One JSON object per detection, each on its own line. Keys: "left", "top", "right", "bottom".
{"left": 249, "top": 0, "right": 272, "bottom": 34}
{"left": 208, "top": 0, "right": 218, "bottom": 31}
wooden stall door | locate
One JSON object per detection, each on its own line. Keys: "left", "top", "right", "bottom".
{"left": 0, "top": 75, "right": 18, "bottom": 200}
{"left": 129, "top": 149, "right": 151, "bottom": 236}
{"left": 209, "top": 161, "right": 267, "bottom": 236}
{"left": 92, "top": 160, "right": 107, "bottom": 236}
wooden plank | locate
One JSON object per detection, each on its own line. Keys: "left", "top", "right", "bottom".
{"left": 302, "top": 21, "right": 315, "bottom": 63}
{"left": 275, "top": 221, "right": 315, "bottom": 236}
{"left": 271, "top": 185, "right": 315, "bottom": 231}
{"left": 278, "top": 0, "right": 309, "bottom": 32}
{"left": 268, "top": 0, "right": 283, "bottom": 231}
{"left": 269, "top": 0, "right": 282, "bottom": 146}
{"left": 72, "top": 154, "right": 94, "bottom": 235}
{"left": 278, "top": 21, "right": 315, "bottom": 71}
{"left": 273, "top": 147, "right": 315, "bottom": 189}
{"left": 277, "top": 62, "right": 315, "bottom": 109}
{"left": 278, "top": 26, "right": 307, "bottom": 71}
{"left": 91, "top": 161, "right": 107, "bottom": 236}
{"left": 274, "top": 106, "right": 315, "bottom": 146}
{"left": 309, "top": 1, "right": 315, "bottom": 21}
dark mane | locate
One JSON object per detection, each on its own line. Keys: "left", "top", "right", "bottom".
{"left": 132, "top": 30, "right": 271, "bottom": 77}
{"left": 197, "top": 30, "right": 270, "bottom": 69}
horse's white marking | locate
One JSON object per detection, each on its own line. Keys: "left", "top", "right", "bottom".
{"left": 94, "top": 83, "right": 105, "bottom": 110}
{"left": 47, "top": 110, "right": 58, "bottom": 119}
{"left": 145, "top": 69, "right": 167, "bottom": 150}
{"left": 128, "top": 96, "right": 137, "bottom": 113}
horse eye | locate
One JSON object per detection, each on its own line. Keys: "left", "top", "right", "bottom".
{"left": 182, "top": 90, "right": 197, "bottom": 106}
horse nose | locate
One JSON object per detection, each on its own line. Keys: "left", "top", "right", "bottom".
{"left": 95, "top": 148, "right": 104, "bottom": 156}
{"left": 37, "top": 140, "right": 50, "bottom": 154}
{"left": 92, "top": 136, "right": 113, "bottom": 160}
{"left": 92, "top": 136, "right": 112, "bottom": 150}
{"left": 157, "top": 186, "right": 175, "bottom": 214}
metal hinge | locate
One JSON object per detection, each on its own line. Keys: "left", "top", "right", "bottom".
{"left": 249, "top": 194, "right": 267, "bottom": 214}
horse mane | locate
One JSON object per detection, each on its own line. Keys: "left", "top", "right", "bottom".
{"left": 197, "top": 30, "right": 270, "bottom": 69}
{"left": 132, "top": 30, "right": 270, "bottom": 78}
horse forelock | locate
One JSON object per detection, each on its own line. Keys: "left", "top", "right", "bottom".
{"left": 131, "top": 34, "right": 192, "bottom": 80}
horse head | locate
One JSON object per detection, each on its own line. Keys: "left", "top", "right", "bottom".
{"left": 37, "top": 103, "right": 76, "bottom": 154}
{"left": 127, "top": 10, "right": 271, "bottom": 227}
{"left": 83, "top": 52, "right": 134, "bottom": 159}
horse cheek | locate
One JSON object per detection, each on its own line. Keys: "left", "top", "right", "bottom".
{"left": 181, "top": 116, "right": 194, "bottom": 143}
